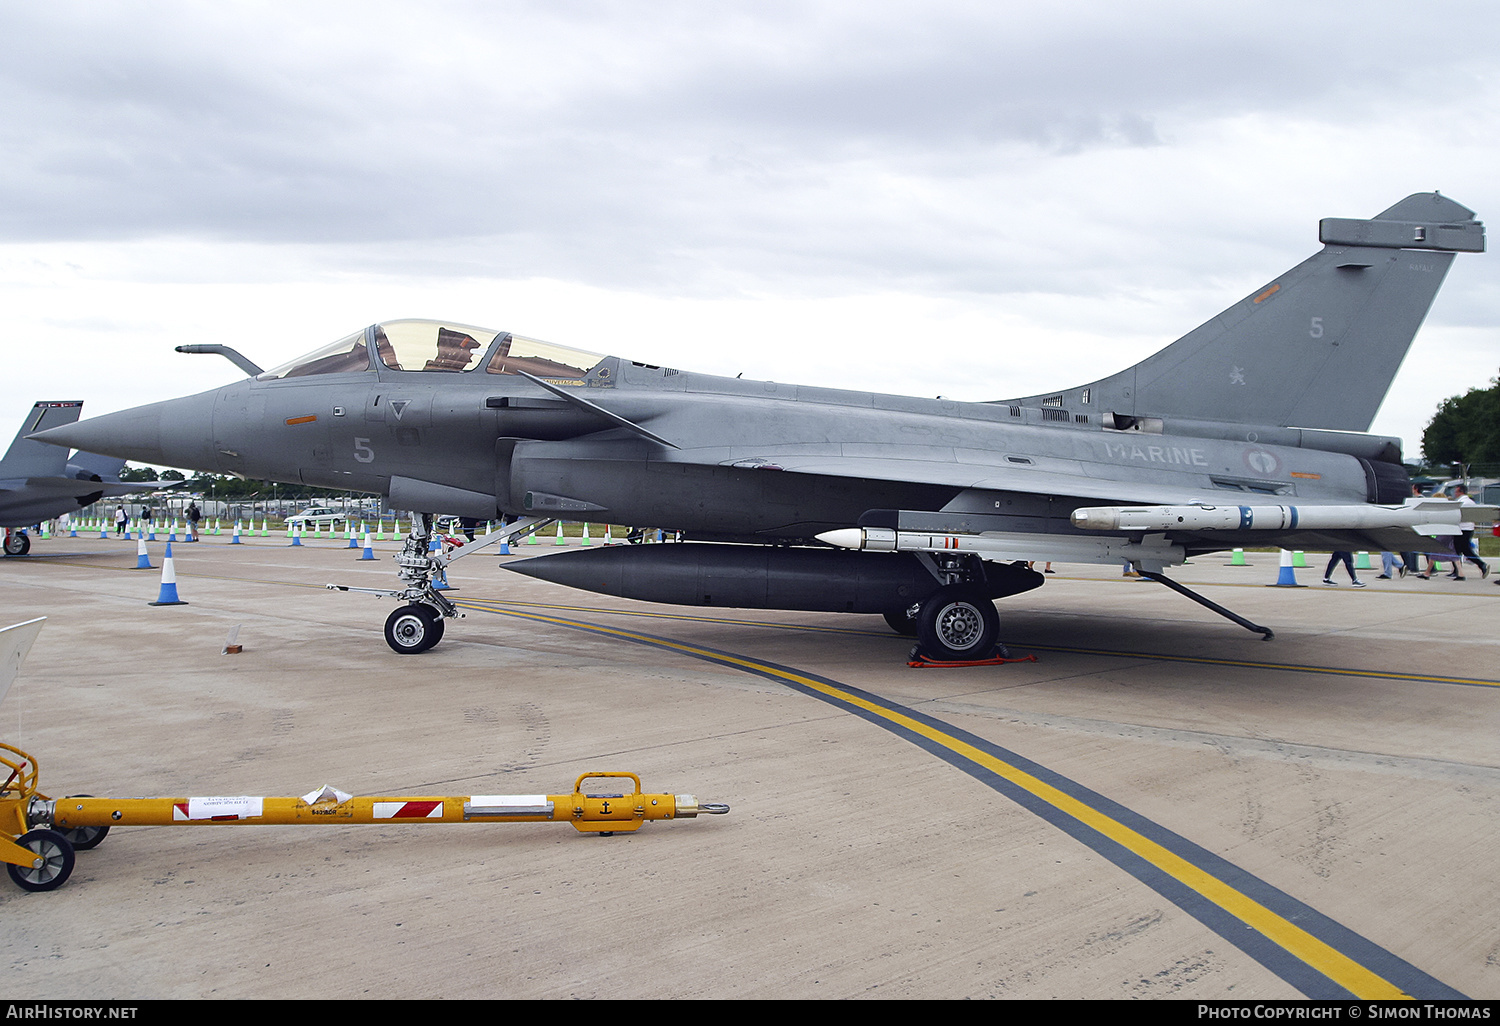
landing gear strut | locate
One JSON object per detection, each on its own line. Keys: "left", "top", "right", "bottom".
{"left": 327, "top": 513, "right": 553, "bottom": 654}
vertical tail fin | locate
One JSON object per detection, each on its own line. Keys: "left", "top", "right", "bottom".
{"left": 64, "top": 451, "right": 128, "bottom": 482}
{"left": 1, "top": 402, "right": 83, "bottom": 478}
{"left": 1004, "top": 193, "right": 1484, "bottom": 432}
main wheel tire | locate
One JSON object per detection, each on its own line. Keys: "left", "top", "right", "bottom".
{"left": 384, "top": 604, "right": 441, "bottom": 654}
{"left": 916, "top": 587, "right": 1000, "bottom": 661}
{"left": 4, "top": 532, "right": 30, "bottom": 556}
{"left": 883, "top": 606, "right": 919, "bottom": 636}
{"left": 58, "top": 796, "right": 110, "bottom": 851}
{"left": 7, "top": 829, "right": 75, "bottom": 892}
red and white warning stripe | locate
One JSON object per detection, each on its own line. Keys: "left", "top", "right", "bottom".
{"left": 373, "top": 800, "right": 443, "bottom": 819}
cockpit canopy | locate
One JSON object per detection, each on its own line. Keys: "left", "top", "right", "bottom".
{"left": 256, "top": 319, "right": 604, "bottom": 383}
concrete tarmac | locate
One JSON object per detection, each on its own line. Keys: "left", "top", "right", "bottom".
{"left": 1, "top": 534, "right": 1496, "bottom": 999}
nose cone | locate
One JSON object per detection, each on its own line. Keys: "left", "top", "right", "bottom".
{"left": 30, "top": 389, "right": 222, "bottom": 473}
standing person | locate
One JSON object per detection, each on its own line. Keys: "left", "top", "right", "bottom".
{"left": 1323, "top": 551, "right": 1365, "bottom": 587}
{"left": 186, "top": 501, "right": 201, "bottom": 542}
{"left": 114, "top": 504, "right": 127, "bottom": 536}
{"left": 1449, "top": 485, "right": 1488, "bottom": 580}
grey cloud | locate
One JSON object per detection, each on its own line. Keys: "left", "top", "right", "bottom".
{"left": 1, "top": 0, "right": 1497, "bottom": 305}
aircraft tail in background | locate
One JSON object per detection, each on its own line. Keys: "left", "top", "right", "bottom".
{"left": 0, "top": 402, "right": 83, "bottom": 480}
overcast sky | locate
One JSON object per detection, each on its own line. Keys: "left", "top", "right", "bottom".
{"left": 2, "top": 0, "right": 1497, "bottom": 462}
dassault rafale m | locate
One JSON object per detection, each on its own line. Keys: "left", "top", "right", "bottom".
{"left": 32, "top": 193, "right": 1488, "bottom": 657}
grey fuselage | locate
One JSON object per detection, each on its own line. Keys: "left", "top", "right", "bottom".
{"left": 61, "top": 348, "right": 1405, "bottom": 557}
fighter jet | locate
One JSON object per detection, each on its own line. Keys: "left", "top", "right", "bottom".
{"left": 31, "top": 193, "right": 1487, "bottom": 656}
{"left": 0, "top": 402, "right": 165, "bottom": 555}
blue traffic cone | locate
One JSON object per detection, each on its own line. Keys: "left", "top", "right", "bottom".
{"left": 230, "top": 521, "right": 242, "bottom": 544}
{"left": 1269, "top": 548, "right": 1304, "bottom": 588}
{"left": 134, "top": 537, "right": 153, "bottom": 569}
{"left": 289, "top": 525, "right": 302, "bottom": 547}
{"left": 149, "top": 542, "right": 188, "bottom": 605}
{"left": 359, "top": 532, "right": 376, "bottom": 560}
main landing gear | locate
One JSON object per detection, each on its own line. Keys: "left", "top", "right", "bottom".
{"left": 916, "top": 585, "right": 1001, "bottom": 660}
{"left": 328, "top": 513, "right": 553, "bottom": 655}
{"left": 886, "top": 554, "right": 1027, "bottom": 661}
{"left": 3, "top": 529, "right": 30, "bottom": 557}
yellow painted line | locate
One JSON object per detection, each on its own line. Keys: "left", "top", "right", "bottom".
{"left": 1020, "top": 644, "right": 1500, "bottom": 688}
{"left": 459, "top": 596, "right": 880, "bottom": 635}
{"left": 462, "top": 598, "right": 1500, "bottom": 689}
{"left": 19, "top": 558, "right": 1497, "bottom": 689}
{"left": 465, "top": 602, "right": 1411, "bottom": 999}
{"left": 1020, "top": 643, "right": 1500, "bottom": 685}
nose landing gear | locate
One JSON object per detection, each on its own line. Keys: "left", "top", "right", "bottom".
{"left": 327, "top": 513, "right": 554, "bottom": 654}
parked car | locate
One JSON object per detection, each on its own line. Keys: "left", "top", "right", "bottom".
{"left": 286, "top": 506, "right": 349, "bottom": 528}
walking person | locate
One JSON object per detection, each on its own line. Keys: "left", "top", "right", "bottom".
{"left": 186, "top": 501, "right": 202, "bottom": 542}
{"left": 1399, "top": 483, "right": 1423, "bottom": 576}
{"left": 1449, "top": 485, "right": 1488, "bottom": 580}
{"left": 114, "top": 504, "right": 127, "bottom": 537}
{"left": 1323, "top": 551, "right": 1365, "bottom": 587}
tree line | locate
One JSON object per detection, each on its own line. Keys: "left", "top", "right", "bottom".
{"left": 1423, "top": 373, "right": 1500, "bottom": 472}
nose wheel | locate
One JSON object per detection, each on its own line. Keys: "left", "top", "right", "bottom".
{"left": 384, "top": 604, "right": 445, "bottom": 654}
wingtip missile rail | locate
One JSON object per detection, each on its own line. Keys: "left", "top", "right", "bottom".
{"left": 1069, "top": 500, "right": 1497, "bottom": 536}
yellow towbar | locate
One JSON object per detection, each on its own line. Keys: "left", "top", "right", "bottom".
{"left": 5, "top": 756, "right": 730, "bottom": 892}
{"left": 52, "top": 772, "right": 724, "bottom": 833}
